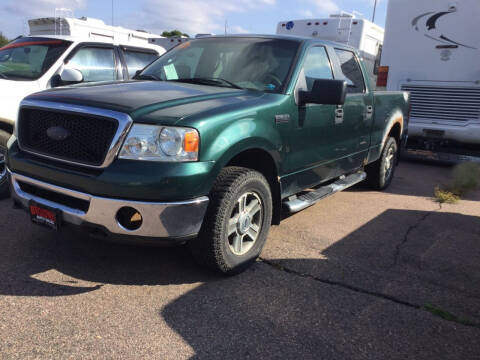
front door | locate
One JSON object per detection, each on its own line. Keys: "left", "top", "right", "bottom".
{"left": 283, "top": 46, "right": 339, "bottom": 194}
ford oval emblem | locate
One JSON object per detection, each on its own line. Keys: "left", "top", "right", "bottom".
{"left": 46, "top": 126, "right": 71, "bottom": 141}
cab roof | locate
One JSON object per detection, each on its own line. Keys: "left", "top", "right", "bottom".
{"left": 193, "top": 34, "right": 358, "bottom": 52}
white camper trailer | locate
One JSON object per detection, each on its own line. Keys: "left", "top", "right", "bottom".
{"left": 149, "top": 36, "right": 191, "bottom": 51}
{"left": 276, "top": 13, "right": 384, "bottom": 85}
{"left": 379, "top": 0, "right": 480, "bottom": 160}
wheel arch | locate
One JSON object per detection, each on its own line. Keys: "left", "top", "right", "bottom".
{"left": 217, "top": 146, "right": 282, "bottom": 225}
{"left": 382, "top": 110, "right": 404, "bottom": 148}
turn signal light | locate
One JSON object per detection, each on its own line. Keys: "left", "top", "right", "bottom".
{"left": 184, "top": 130, "right": 199, "bottom": 153}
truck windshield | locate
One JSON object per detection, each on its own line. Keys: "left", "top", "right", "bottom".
{"left": 0, "top": 37, "right": 71, "bottom": 81}
{"left": 140, "top": 37, "right": 300, "bottom": 93}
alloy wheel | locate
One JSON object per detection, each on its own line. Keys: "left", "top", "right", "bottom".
{"left": 227, "top": 191, "right": 263, "bottom": 256}
{"left": 0, "top": 151, "right": 6, "bottom": 181}
{"left": 384, "top": 145, "right": 395, "bottom": 181}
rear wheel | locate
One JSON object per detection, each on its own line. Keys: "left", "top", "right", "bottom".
{"left": 189, "top": 167, "right": 272, "bottom": 275}
{"left": 366, "top": 137, "right": 398, "bottom": 190}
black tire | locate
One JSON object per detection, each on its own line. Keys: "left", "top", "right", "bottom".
{"left": 0, "top": 148, "right": 9, "bottom": 200}
{"left": 365, "top": 137, "right": 398, "bottom": 190}
{"left": 189, "top": 166, "right": 273, "bottom": 275}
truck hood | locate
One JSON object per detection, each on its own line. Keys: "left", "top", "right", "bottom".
{"left": 25, "top": 81, "right": 267, "bottom": 125}
{"left": 0, "top": 79, "right": 41, "bottom": 126}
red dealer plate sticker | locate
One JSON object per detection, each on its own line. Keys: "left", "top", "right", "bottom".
{"left": 29, "top": 201, "right": 61, "bottom": 230}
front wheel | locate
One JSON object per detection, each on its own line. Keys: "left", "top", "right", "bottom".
{"left": 0, "top": 149, "right": 9, "bottom": 199}
{"left": 365, "top": 137, "right": 398, "bottom": 190}
{"left": 189, "top": 167, "right": 272, "bottom": 275}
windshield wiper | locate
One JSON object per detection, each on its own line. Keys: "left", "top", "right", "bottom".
{"left": 0, "top": 73, "right": 8, "bottom": 80}
{"left": 133, "top": 73, "right": 162, "bottom": 81}
{"left": 172, "top": 77, "right": 243, "bottom": 89}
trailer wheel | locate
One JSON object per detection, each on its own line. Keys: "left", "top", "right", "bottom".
{"left": 366, "top": 137, "right": 398, "bottom": 190}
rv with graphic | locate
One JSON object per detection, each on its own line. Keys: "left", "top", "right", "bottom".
{"left": 378, "top": 0, "right": 480, "bottom": 161}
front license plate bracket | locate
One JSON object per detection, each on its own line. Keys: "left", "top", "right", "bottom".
{"left": 29, "top": 201, "right": 62, "bottom": 230}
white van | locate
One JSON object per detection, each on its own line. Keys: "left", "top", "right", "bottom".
{"left": 378, "top": 0, "right": 480, "bottom": 160}
{"left": 0, "top": 16, "right": 166, "bottom": 195}
{"left": 276, "top": 13, "right": 384, "bottom": 86}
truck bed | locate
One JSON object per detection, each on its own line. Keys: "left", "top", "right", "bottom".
{"left": 368, "top": 91, "right": 410, "bottom": 162}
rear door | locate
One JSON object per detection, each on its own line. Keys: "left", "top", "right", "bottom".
{"left": 331, "top": 48, "right": 374, "bottom": 172}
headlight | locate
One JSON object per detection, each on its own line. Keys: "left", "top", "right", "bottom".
{"left": 159, "top": 127, "right": 183, "bottom": 156}
{"left": 119, "top": 124, "right": 199, "bottom": 162}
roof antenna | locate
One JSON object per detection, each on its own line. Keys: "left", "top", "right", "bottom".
{"left": 372, "top": 0, "right": 378, "bottom": 22}
{"left": 111, "top": 0, "right": 116, "bottom": 41}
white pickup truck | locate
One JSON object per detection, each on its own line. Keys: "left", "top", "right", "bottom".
{"left": 0, "top": 16, "right": 166, "bottom": 196}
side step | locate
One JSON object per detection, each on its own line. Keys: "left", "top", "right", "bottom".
{"left": 283, "top": 171, "right": 367, "bottom": 213}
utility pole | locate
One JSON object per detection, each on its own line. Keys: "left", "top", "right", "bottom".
{"left": 225, "top": 19, "right": 227, "bottom": 35}
{"left": 372, "top": 0, "right": 377, "bottom": 23}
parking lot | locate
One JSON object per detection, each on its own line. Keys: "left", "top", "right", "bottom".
{"left": 0, "top": 160, "right": 479, "bottom": 359}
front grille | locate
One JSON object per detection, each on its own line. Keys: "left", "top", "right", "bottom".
{"left": 18, "top": 181, "right": 90, "bottom": 213}
{"left": 401, "top": 85, "right": 480, "bottom": 122}
{"left": 18, "top": 108, "right": 118, "bottom": 166}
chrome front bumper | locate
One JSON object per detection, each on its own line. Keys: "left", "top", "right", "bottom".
{"left": 9, "top": 171, "right": 209, "bottom": 239}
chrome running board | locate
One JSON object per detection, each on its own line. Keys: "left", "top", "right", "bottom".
{"left": 283, "top": 171, "right": 367, "bottom": 213}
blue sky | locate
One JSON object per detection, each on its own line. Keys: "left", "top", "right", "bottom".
{"left": 1, "top": 0, "right": 387, "bottom": 39}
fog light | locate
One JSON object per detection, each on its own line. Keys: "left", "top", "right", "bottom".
{"left": 116, "top": 207, "right": 143, "bottom": 231}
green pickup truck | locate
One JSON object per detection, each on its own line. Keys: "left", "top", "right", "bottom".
{"left": 7, "top": 35, "right": 409, "bottom": 274}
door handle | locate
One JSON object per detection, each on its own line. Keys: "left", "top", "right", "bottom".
{"left": 335, "top": 106, "right": 344, "bottom": 124}
{"left": 365, "top": 105, "right": 373, "bottom": 120}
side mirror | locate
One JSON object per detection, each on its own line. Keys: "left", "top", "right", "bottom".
{"left": 299, "top": 79, "right": 347, "bottom": 106}
{"left": 61, "top": 68, "right": 84, "bottom": 83}
{"left": 51, "top": 68, "right": 84, "bottom": 88}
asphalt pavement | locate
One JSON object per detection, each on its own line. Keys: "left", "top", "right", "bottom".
{"left": 0, "top": 160, "right": 479, "bottom": 359}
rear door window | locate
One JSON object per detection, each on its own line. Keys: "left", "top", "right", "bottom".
{"left": 67, "top": 46, "right": 116, "bottom": 82}
{"left": 334, "top": 49, "right": 365, "bottom": 94}
{"left": 122, "top": 49, "right": 159, "bottom": 78}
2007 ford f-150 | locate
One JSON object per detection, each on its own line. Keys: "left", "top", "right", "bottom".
{"left": 7, "top": 35, "right": 410, "bottom": 274}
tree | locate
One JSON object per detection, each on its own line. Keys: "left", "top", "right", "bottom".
{"left": 0, "top": 33, "right": 9, "bottom": 47}
{"left": 161, "top": 30, "right": 189, "bottom": 38}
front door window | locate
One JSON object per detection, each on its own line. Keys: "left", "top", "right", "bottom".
{"left": 67, "top": 47, "right": 116, "bottom": 82}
